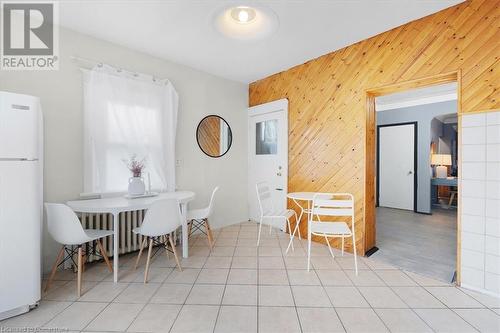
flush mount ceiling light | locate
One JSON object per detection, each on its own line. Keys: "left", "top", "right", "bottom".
{"left": 230, "top": 6, "right": 256, "bottom": 24}
{"left": 213, "top": 4, "right": 278, "bottom": 40}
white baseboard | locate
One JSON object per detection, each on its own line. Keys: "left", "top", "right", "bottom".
{"left": 461, "top": 283, "right": 500, "bottom": 299}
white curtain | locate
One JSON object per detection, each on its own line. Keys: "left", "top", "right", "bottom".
{"left": 83, "top": 65, "right": 178, "bottom": 194}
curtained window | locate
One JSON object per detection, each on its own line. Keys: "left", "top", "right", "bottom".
{"left": 82, "top": 65, "right": 178, "bottom": 194}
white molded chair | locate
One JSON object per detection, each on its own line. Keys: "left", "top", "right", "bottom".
{"left": 307, "top": 193, "right": 358, "bottom": 275}
{"left": 133, "top": 199, "right": 183, "bottom": 283}
{"left": 187, "top": 186, "right": 219, "bottom": 248}
{"left": 45, "top": 203, "right": 113, "bottom": 297}
{"left": 256, "top": 181, "right": 297, "bottom": 249}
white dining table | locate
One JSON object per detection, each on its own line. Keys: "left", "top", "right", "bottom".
{"left": 67, "top": 191, "right": 195, "bottom": 282}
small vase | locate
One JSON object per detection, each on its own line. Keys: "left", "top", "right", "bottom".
{"left": 128, "top": 177, "right": 145, "bottom": 196}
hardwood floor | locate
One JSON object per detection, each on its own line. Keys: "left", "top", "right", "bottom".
{"left": 373, "top": 207, "right": 457, "bottom": 282}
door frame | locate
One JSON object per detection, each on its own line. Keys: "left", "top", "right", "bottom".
{"left": 247, "top": 98, "right": 289, "bottom": 221}
{"left": 364, "top": 70, "right": 461, "bottom": 283}
{"left": 376, "top": 121, "right": 418, "bottom": 212}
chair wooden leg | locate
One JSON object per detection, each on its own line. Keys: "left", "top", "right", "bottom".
{"left": 206, "top": 219, "right": 215, "bottom": 243}
{"left": 77, "top": 246, "right": 83, "bottom": 298}
{"left": 82, "top": 254, "right": 86, "bottom": 273}
{"left": 169, "top": 234, "right": 182, "bottom": 271}
{"left": 45, "top": 246, "right": 65, "bottom": 293}
{"left": 96, "top": 239, "right": 113, "bottom": 272}
{"left": 134, "top": 238, "right": 147, "bottom": 271}
{"left": 204, "top": 220, "right": 214, "bottom": 248}
{"left": 188, "top": 221, "right": 193, "bottom": 237}
{"left": 144, "top": 238, "right": 154, "bottom": 283}
{"left": 163, "top": 237, "right": 170, "bottom": 260}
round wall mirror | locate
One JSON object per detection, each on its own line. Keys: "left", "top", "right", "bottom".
{"left": 196, "top": 115, "right": 233, "bottom": 158}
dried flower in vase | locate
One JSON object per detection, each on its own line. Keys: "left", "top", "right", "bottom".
{"left": 123, "top": 154, "right": 146, "bottom": 178}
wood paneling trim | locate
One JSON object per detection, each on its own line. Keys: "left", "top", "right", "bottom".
{"left": 366, "top": 71, "right": 459, "bottom": 96}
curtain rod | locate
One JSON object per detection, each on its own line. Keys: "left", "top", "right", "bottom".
{"left": 70, "top": 55, "right": 167, "bottom": 83}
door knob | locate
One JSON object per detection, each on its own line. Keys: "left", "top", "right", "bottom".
{"left": 408, "top": 171, "right": 413, "bottom": 175}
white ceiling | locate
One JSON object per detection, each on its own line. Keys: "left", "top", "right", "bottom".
{"left": 58, "top": 0, "right": 463, "bottom": 83}
{"left": 376, "top": 83, "right": 458, "bottom": 111}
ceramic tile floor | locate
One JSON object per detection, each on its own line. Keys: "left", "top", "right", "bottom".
{"left": 1, "top": 221, "right": 499, "bottom": 333}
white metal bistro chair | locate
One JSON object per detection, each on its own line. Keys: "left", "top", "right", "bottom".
{"left": 307, "top": 193, "right": 358, "bottom": 275}
{"left": 256, "top": 181, "right": 297, "bottom": 249}
{"left": 186, "top": 186, "right": 219, "bottom": 248}
{"left": 45, "top": 203, "right": 113, "bottom": 297}
{"left": 133, "top": 198, "right": 183, "bottom": 283}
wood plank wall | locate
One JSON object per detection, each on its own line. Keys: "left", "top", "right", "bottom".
{"left": 249, "top": 0, "right": 499, "bottom": 254}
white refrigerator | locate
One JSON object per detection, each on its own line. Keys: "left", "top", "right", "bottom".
{"left": 0, "top": 91, "right": 43, "bottom": 320}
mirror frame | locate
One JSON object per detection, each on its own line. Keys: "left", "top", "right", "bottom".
{"left": 196, "top": 114, "right": 233, "bottom": 158}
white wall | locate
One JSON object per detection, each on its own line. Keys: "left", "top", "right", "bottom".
{"left": 376, "top": 100, "right": 457, "bottom": 213}
{"left": 460, "top": 111, "right": 500, "bottom": 297}
{"left": 0, "top": 27, "right": 249, "bottom": 273}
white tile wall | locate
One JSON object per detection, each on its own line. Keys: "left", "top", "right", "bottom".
{"left": 486, "top": 162, "right": 500, "bottom": 181}
{"left": 461, "top": 249, "right": 484, "bottom": 270}
{"left": 461, "top": 267, "right": 485, "bottom": 289}
{"left": 462, "top": 162, "right": 486, "bottom": 180}
{"left": 461, "top": 180, "right": 485, "bottom": 198}
{"left": 462, "top": 232, "right": 485, "bottom": 252}
{"left": 462, "top": 197, "right": 485, "bottom": 216}
{"left": 486, "top": 199, "right": 500, "bottom": 219}
{"left": 485, "top": 254, "right": 500, "bottom": 274}
{"left": 462, "top": 113, "right": 486, "bottom": 127}
{"left": 485, "top": 219, "right": 500, "bottom": 238}
{"left": 462, "top": 214, "right": 485, "bottom": 234}
{"left": 487, "top": 125, "right": 500, "bottom": 143}
{"left": 486, "top": 181, "right": 500, "bottom": 199}
{"left": 460, "top": 110, "right": 500, "bottom": 296}
{"left": 486, "top": 144, "right": 500, "bottom": 162}
{"left": 485, "top": 273, "right": 500, "bottom": 294}
{"left": 485, "top": 235, "right": 500, "bottom": 256}
{"left": 462, "top": 126, "right": 486, "bottom": 144}
{"left": 462, "top": 145, "right": 486, "bottom": 162}
{"left": 487, "top": 112, "right": 500, "bottom": 125}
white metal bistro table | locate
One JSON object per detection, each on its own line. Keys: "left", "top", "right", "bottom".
{"left": 285, "top": 192, "right": 331, "bottom": 253}
{"left": 67, "top": 191, "right": 195, "bottom": 282}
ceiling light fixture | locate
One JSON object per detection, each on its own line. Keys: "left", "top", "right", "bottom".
{"left": 230, "top": 7, "right": 256, "bottom": 24}
{"left": 213, "top": 4, "right": 279, "bottom": 41}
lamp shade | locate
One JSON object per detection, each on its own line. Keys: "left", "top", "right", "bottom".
{"left": 431, "top": 154, "right": 452, "bottom": 166}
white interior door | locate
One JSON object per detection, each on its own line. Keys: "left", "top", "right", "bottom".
{"left": 378, "top": 123, "right": 416, "bottom": 211}
{"left": 248, "top": 99, "right": 288, "bottom": 223}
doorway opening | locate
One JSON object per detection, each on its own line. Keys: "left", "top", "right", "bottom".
{"left": 365, "top": 75, "right": 460, "bottom": 283}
